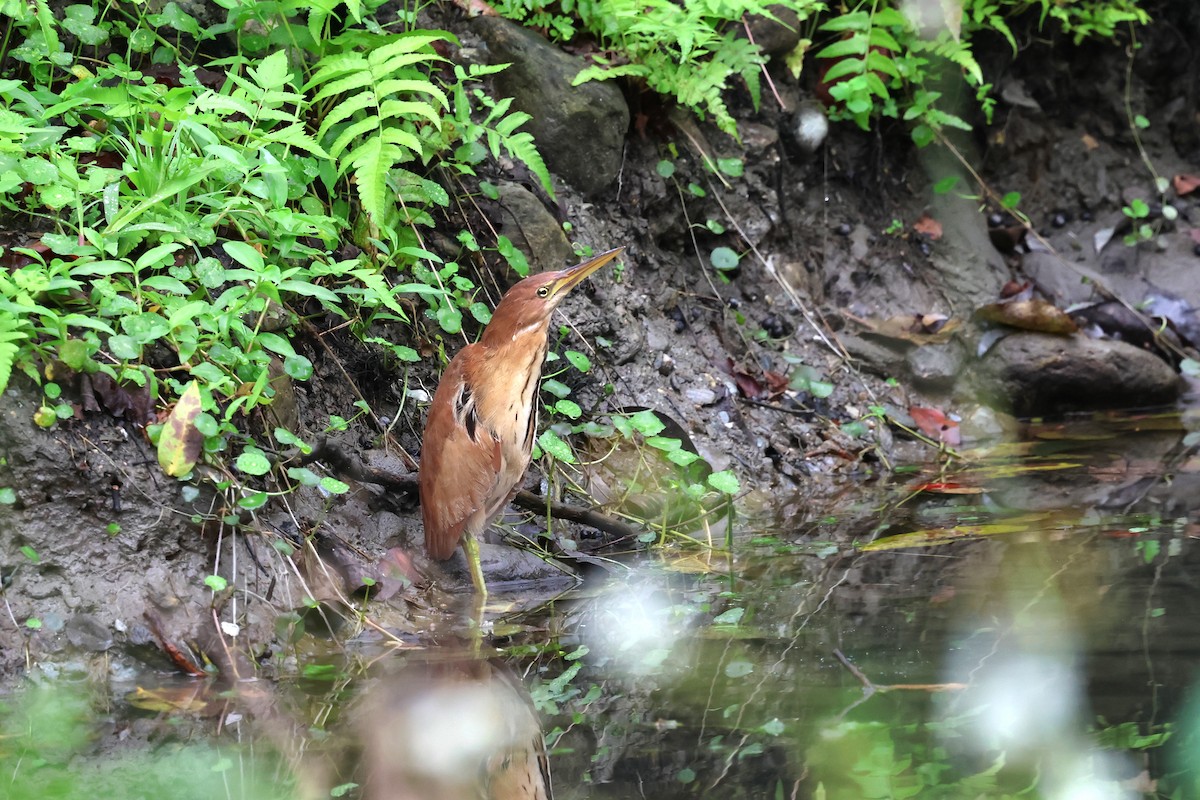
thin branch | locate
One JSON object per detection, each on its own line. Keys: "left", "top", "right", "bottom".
{"left": 301, "top": 438, "right": 642, "bottom": 541}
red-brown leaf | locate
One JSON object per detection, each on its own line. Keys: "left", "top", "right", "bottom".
{"left": 909, "top": 406, "right": 962, "bottom": 446}
{"left": 1172, "top": 173, "right": 1200, "bottom": 196}
{"left": 913, "top": 214, "right": 943, "bottom": 240}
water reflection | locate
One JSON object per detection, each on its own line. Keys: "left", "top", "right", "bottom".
{"left": 534, "top": 418, "right": 1198, "bottom": 797}
{"left": 5, "top": 417, "right": 1198, "bottom": 798}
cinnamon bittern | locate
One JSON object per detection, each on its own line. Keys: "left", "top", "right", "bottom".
{"left": 419, "top": 247, "right": 624, "bottom": 597}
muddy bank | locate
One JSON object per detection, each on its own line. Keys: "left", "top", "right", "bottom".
{"left": 2, "top": 5, "right": 1198, "bottom": 694}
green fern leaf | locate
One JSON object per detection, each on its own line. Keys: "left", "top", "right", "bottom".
{"left": 0, "top": 311, "right": 29, "bottom": 397}
{"left": 346, "top": 138, "right": 400, "bottom": 222}
{"left": 318, "top": 92, "right": 375, "bottom": 142}
{"left": 376, "top": 79, "right": 450, "bottom": 110}
{"left": 379, "top": 99, "right": 441, "bottom": 128}
{"left": 502, "top": 132, "right": 554, "bottom": 197}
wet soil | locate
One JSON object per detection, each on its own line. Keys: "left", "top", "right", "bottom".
{"left": 3, "top": 3, "right": 1200, "bottom": 793}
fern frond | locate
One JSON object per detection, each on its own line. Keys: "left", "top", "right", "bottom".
{"left": 308, "top": 31, "right": 454, "bottom": 226}
{"left": 0, "top": 311, "right": 29, "bottom": 396}
{"left": 502, "top": 132, "right": 553, "bottom": 196}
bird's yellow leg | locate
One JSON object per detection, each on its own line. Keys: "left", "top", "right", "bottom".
{"left": 462, "top": 531, "right": 488, "bottom": 601}
{"left": 461, "top": 532, "right": 488, "bottom": 650}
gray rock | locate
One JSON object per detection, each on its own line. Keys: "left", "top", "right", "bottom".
{"left": 976, "top": 332, "right": 1182, "bottom": 416}
{"left": 906, "top": 340, "right": 965, "bottom": 391}
{"left": 436, "top": 540, "right": 576, "bottom": 591}
{"left": 493, "top": 182, "right": 574, "bottom": 272}
{"left": 1022, "top": 251, "right": 1098, "bottom": 307}
{"left": 475, "top": 17, "right": 630, "bottom": 196}
{"left": 65, "top": 614, "right": 113, "bottom": 652}
{"left": 744, "top": 5, "right": 801, "bottom": 57}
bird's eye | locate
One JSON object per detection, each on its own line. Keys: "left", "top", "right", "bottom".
{"left": 536, "top": 286, "right": 550, "bottom": 298}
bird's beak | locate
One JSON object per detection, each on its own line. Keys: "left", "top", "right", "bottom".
{"left": 553, "top": 246, "right": 624, "bottom": 295}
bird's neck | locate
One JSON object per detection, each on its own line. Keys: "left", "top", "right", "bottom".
{"left": 470, "top": 324, "right": 550, "bottom": 448}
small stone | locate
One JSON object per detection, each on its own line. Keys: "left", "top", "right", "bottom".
{"left": 685, "top": 387, "right": 717, "bottom": 405}
{"left": 988, "top": 212, "right": 1004, "bottom": 227}
{"left": 1051, "top": 212, "right": 1067, "bottom": 228}
{"left": 835, "top": 222, "right": 852, "bottom": 237}
{"left": 65, "top": 614, "right": 113, "bottom": 652}
{"left": 760, "top": 313, "right": 793, "bottom": 339}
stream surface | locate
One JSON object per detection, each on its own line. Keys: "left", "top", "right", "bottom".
{"left": 5, "top": 414, "right": 1199, "bottom": 799}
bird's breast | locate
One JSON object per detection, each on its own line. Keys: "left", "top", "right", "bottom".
{"left": 469, "top": 331, "right": 548, "bottom": 483}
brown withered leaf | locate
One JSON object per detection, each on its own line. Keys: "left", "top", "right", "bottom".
{"left": 724, "top": 357, "right": 788, "bottom": 400}
{"left": 848, "top": 312, "right": 963, "bottom": 345}
{"left": 999, "top": 280, "right": 1032, "bottom": 300}
{"left": 1080, "top": 132, "right": 1100, "bottom": 151}
{"left": 974, "top": 298, "right": 1078, "bottom": 335}
{"left": 1172, "top": 173, "right": 1200, "bottom": 197}
{"left": 913, "top": 214, "right": 943, "bottom": 240}
{"left": 87, "top": 372, "right": 156, "bottom": 424}
{"left": 914, "top": 482, "right": 983, "bottom": 495}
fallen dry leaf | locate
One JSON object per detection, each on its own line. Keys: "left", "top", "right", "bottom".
{"left": 909, "top": 406, "right": 962, "bottom": 446}
{"left": 1172, "top": 173, "right": 1200, "bottom": 196}
{"left": 913, "top": 214, "right": 943, "bottom": 240}
{"left": 999, "top": 280, "right": 1032, "bottom": 300}
{"left": 974, "top": 298, "right": 1078, "bottom": 335}
{"left": 1080, "top": 132, "right": 1100, "bottom": 151}
{"left": 847, "top": 312, "right": 962, "bottom": 345}
{"left": 914, "top": 482, "right": 983, "bottom": 495}
{"left": 723, "top": 357, "right": 787, "bottom": 400}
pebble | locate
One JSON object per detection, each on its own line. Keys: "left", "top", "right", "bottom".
{"left": 760, "top": 313, "right": 793, "bottom": 339}
{"left": 685, "top": 387, "right": 717, "bottom": 405}
{"left": 835, "top": 222, "right": 852, "bottom": 237}
{"left": 1051, "top": 212, "right": 1067, "bottom": 228}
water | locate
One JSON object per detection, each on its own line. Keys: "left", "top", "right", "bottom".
{"left": 4, "top": 416, "right": 1199, "bottom": 799}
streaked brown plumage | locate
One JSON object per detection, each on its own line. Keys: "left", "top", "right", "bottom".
{"left": 419, "top": 248, "right": 624, "bottom": 597}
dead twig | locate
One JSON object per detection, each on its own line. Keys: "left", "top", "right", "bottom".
{"left": 301, "top": 438, "right": 643, "bottom": 542}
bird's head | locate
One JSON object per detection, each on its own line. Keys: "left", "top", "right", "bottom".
{"left": 484, "top": 247, "right": 624, "bottom": 340}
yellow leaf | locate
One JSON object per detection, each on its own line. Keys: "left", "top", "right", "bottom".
{"left": 158, "top": 381, "right": 204, "bottom": 477}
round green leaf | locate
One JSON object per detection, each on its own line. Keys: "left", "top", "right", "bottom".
{"left": 554, "top": 399, "right": 582, "bottom": 419}
{"left": 713, "top": 607, "right": 744, "bottom": 625}
{"left": 283, "top": 354, "right": 313, "bottom": 380}
{"left": 204, "top": 575, "right": 228, "bottom": 592}
{"left": 287, "top": 467, "right": 321, "bottom": 486}
{"left": 320, "top": 477, "right": 349, "bottom": 494}
{"left": 710, "top": 247, "right": 739, "bottom": 271}
{"left": 565, "top": 350, "right": 591, "bottom": 372}
{"left": 236, "top": 448, "right": 271, "bottom": 476}
{"left": 238, "top": 491, "right": 269, "bottom": 509}
{"left": 108, "top": 334, "right": 141, "bottom": 360}
{"left": 724, "top": 660, "right": 753, "bottom": 678}
{"left": 707, "top": 470, "right": 740, "bottom": 494}
{"left": 542, "top": 378, "right": 571, "bottom": 399}
{"left": 437, "top": 304, "right": 462, "bottom": 334}
{"left": 538, "top": 429, "right": 576, "bottom": 463}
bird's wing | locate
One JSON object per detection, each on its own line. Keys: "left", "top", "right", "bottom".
{"left": 420, "top": 351, "right": 503, "bottom": 560}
